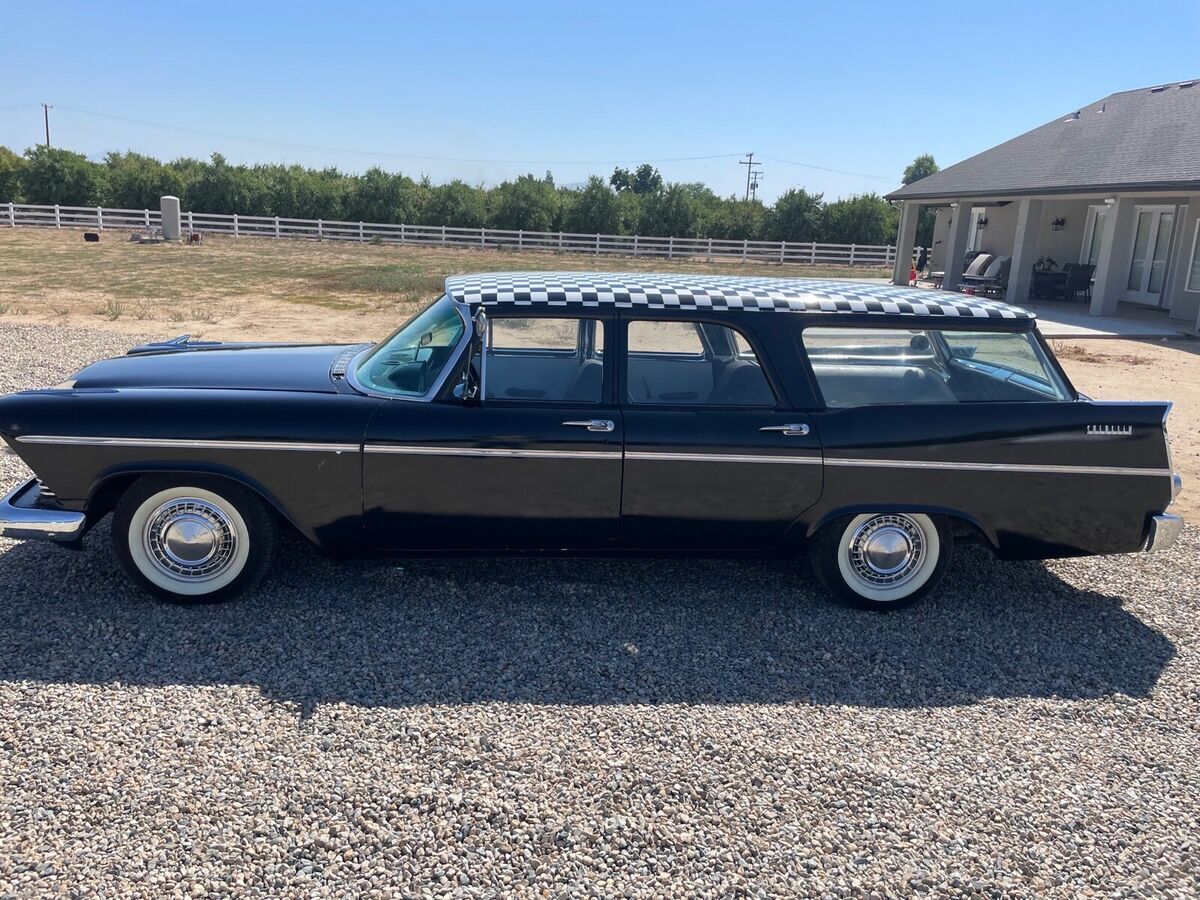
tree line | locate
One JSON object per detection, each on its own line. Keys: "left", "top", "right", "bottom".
{"left": 0, "top": 145, "right": 938, "bottom": 246}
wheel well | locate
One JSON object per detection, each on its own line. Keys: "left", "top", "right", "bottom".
{"left": 803, "top": 506, "right": 998, "bottom": 552}
{"left": 88, "top": 470, "right": 307, "bottom": 543}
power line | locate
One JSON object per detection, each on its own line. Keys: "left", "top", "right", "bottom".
{"left": 47, "top": 104, "right": 745, "bottom": 167}
{"left": 759, "top": 154, "right": 892, "bottom": 181}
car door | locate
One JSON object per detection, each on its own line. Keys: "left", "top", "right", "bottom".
{"left": 618, "top": 313, "right": 824, "bottom": 550}
{"left": 363, "top": 312, "right": 622, "bottom": 550}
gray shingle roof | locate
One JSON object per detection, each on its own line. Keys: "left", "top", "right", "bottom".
{"left": 444, "top": 272, "right": 1033, "bottom": 320}
{"left": 888, "top": 80, "right": 1200, "bottom": 201}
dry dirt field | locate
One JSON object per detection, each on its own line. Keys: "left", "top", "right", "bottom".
{"left": 1, "top": 226, "right": 1196, "bottom": 519}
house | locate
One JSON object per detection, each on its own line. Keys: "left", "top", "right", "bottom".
{"left": 887, "top": 80, "right": 1200, "bottom": 331}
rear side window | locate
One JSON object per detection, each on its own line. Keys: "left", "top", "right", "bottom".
{"left": 625, "top": 320, "right": 774, "bottom": 406}
{"left": 802, "top": 326, "right": 1070, "bottom": 406}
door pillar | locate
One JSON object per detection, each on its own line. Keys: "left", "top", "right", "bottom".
{"left": 1006, "top": 198, "right": 1043, "bottom": 304}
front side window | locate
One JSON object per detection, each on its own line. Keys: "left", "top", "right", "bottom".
{"left": 626, "top": 319, "right": 774, "bottom": 406}
{"left": 356, "top": 294, "right": 466, "bottom": 397}
{"left": 485, "top": 316, "right": 605, "bottom": 403}
{"left": 803, "top": 326, "right": 1071, "bottom": 406}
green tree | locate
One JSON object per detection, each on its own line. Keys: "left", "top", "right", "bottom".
{"left": 0, "top": 146, "right": 25, "bottom": 202}
{"left": 20, "top": 146, "right": 103, "bottom": 205}
{"left": 101, "top": 151, "right": 184, "bottom": 209}
{"left": 344, "top": 167, "right": 426, "bottom": 224}
{"left": 488, "top": 172, "right": 559, "bottom": 231}
{"left": 700, "top": 196, "right": 767, "bottom": 241}
{"left": 639, "top": 184, "right": 698, "bottom": 237}
{"left": 183, "top": 153, "right": 270, "bottom": 215}
{"left": 610, "top": 163, "right": 663, "bottom": 195}
{"left": 563, "top": 176, "right": 620, "bottom": 234}
{"left": 766, "top": 188, "right": 824, "bottom": 242}
{"left": 821, "top": 193, "right": 898, "bottom": 245}
{"left": 901, "top": 154, "right": 939, "bottom": 246}
{"left": 421, "top": 180, "right": 488, "bottom": 228}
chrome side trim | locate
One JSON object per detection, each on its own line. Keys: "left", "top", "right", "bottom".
{"left": 824, "top": 457, "right": 1172, "bottom": 477}
{"left": 1, "top": 478, "right": 86, "bottom": 542}
{"left": 15, "top": 436, "right": 359, "bottom": 453}
{"left": 627, "top": 451, "right": 822, "bottom": 465}
{"left": 1145, "top": 513, "right": 1184, "bottom": 552}
{"left": 366, "top": 445, "right": 622, "bottom": 460}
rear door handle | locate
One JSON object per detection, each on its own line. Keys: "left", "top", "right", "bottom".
{"left": 563, "top": 419, "right": 616, "bottom": 433}
{"left": 759, "top": 423, "right": 810, "bottom": 436}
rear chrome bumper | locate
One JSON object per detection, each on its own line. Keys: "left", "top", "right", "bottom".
{"left": 0, "top": 478, "right": 86, "bottom": 542}
{"left": 1145, "top": 513, "right": 1184, "bottom": 552}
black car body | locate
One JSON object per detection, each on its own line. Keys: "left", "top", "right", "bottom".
{"left": 0, "top": 273, "right": 1183, "bottom": 608}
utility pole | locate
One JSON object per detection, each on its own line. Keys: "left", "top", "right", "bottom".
{"left": 739, "top": 152, "right": 762, "bottom": 202}
{"left": 42, "top": 103, "right": 52, "bottom": 148}
{"left": 749, "top": 170, "right": 764, "bottom": 202}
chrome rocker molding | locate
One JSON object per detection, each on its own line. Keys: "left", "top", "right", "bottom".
{"left": 16, "top": 435, "right": 359, "bottom": 454}
{"left": 1145, "top": 514, "right": 1184, "bottom": 552}
{"left": 0, "top": 478, "right": 86, "bottom": 542}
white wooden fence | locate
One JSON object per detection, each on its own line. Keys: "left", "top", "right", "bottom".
{"left": 2, "top": 202, "right": 922, "bottom": 269}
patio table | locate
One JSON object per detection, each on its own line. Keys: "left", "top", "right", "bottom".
{"left": 1030, "top": 270, "right": 1068, "bottom": 300}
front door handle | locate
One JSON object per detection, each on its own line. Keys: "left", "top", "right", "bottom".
{"left": 759, "top": 423, "right": 810, "bottom": 436}
{"left": 563, "top": 419, "right": 616, "bottom": 433}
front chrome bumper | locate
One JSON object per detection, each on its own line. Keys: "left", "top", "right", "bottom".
{"left": 0, "top": 478, "right": 86, "bottom": 542}
{"left": 1145, "top": 513, "right": 1184, "bottom": 552}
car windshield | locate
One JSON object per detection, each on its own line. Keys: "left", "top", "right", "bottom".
{"left": 355, "top": 294, "right": 466, "bottom": 397}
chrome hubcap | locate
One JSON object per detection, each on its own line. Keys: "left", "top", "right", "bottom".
{"left": 144, "top": 498, "right": 238, "bottom": 580}
{"left": 848, "top": 515, "right": 925, "bottom": 587}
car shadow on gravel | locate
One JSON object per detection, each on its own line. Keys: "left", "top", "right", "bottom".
{"left": 0, "top": 525, "right": 1176, "bottom": 711}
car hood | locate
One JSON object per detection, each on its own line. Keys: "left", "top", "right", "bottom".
{"left": 70, "top": 344, "right": 361, "bottom": 394}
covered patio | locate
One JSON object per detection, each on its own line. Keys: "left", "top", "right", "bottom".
{"left": 888, "top": 80, "right": 1200, "bottom": 333}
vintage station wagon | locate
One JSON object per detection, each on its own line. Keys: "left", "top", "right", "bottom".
{"left": 0, "top": 272, "right": 1184, "bottom": 609}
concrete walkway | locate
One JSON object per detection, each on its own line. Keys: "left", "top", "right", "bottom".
{"left": 1021, "top": 301, "right": 1188, "bottom": 340}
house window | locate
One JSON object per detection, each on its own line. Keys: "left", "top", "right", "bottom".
{"left": 1186, "top": 220, "right": 1200, "bottom": 293}
{"left": 1081, "top": 205, "right": 1109, "bottom": 266}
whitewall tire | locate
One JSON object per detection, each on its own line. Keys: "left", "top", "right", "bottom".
{"left": 809, "top": 512, "right": 951, "bottom": 610}
{"left": 112, "top": 476, "right": 278, "bottom": 603}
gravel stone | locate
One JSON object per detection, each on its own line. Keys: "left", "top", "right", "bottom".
{"left": 0, "top": 322, "right": 1197, "bottom": 898}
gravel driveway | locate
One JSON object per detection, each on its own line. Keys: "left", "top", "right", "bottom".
{"left": 1, "top": 324, "right": 1197, "bottom": 898}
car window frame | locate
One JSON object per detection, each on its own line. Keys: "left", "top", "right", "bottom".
{"left": 479, "top": 310, "right": 615, "bottom": 408}
{"left": 618, "top": 312, "right": 781, "bottom": 411}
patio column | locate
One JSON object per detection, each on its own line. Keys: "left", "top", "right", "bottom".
{"left": 892, "top": 201, "right": 920, "bottom": 286}
{"left": 941, "top": 201, "right": 972, "bottom": 292}
{"left": 1090, "top": 197, "right": 1133, "bottom": 316}
{"left": 1005, "top": 198, "right": 1043, "bottom": 304}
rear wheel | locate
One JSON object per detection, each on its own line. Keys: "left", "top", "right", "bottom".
{"left": 111, "top": 476, "right": 278, "bottom": 603}
{"left": 809, "top": 512, "right": 950, "bottom": 610}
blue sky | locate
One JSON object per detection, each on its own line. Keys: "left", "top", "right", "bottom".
{"left": 2, "top": 0, "right": 1198, "bottom": 201}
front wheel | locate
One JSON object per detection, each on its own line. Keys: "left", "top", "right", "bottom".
{"left": 809, "top": 512, "right": 951, "bottom": 610}
{"left": 112, "top": 476, "right": 279, "bottom": 603}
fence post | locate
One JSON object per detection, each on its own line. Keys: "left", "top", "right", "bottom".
{"left": 96, "top": 207, "right": 103, "bottom": 230}
{"left": 358, "top": 222, "right": 364, "bottom": 242}
{"left": 518, "top": 230, "right": 523, "bottom": 250}
{"left": 668, "top": 236, "right": 674, "bottom": 260}
{"left": 274, "top": 216, "right": 280, "bottom": 238}
{"left": 706, "top": 237, "right": 713, "bottom": 260}
{"left": 742, "top": 239, "right": 748, "bottom": 261}
{"left": 400, "top": 223, "right": 407, "bottom": 244}
{"left": 143, "top": 209, "right": 150, "bottom": 229}
{"left": 558, "top": 232, "right": 563, "bottom": 250}
{"left": 317, "top": 219, "right": 323, "bottom": 240}
{"left": 809, "top": 242, "right": 816, "bottom": 264}
{"left": 54, "top": 205, "right": 61, "bottom": 228}
{"left": 233, "top": 213, "right": 240, "bottom": 237}
{"left": 7, "top": 202, "right": 13, "bottom": 228}
{"left": 441, "top": 225, "right": 446, "bottom": 245}
{"left": 480, "top": 228, "right": 486, "bottom": 247}
{"left": 188, "top": 211, "right": 194, "bottom": 232}
{"left": 633, "top": 234, "right": 639, "bottom": 256}
{"left": 595, "top": 233, "right": 600, "bottom": 255}
{"left": 779, "top": 241, "right": 786, "bottom": 264}
{"left": 849, "top": 244, "right": 856, "bottom": 266}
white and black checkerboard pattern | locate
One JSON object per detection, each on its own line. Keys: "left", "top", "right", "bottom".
{"left": 445, "top": 273, "right": 1031, "bottom": 320}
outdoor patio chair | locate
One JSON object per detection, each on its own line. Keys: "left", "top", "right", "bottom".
{"left": 959, "top": 255, "right": 1010, "bottom": 297}
{"left": 930, "top": 252, "right": 993, "bottom": 290}
{"left": 1062, "top": 263, "right": 1095, "bottom": 303}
